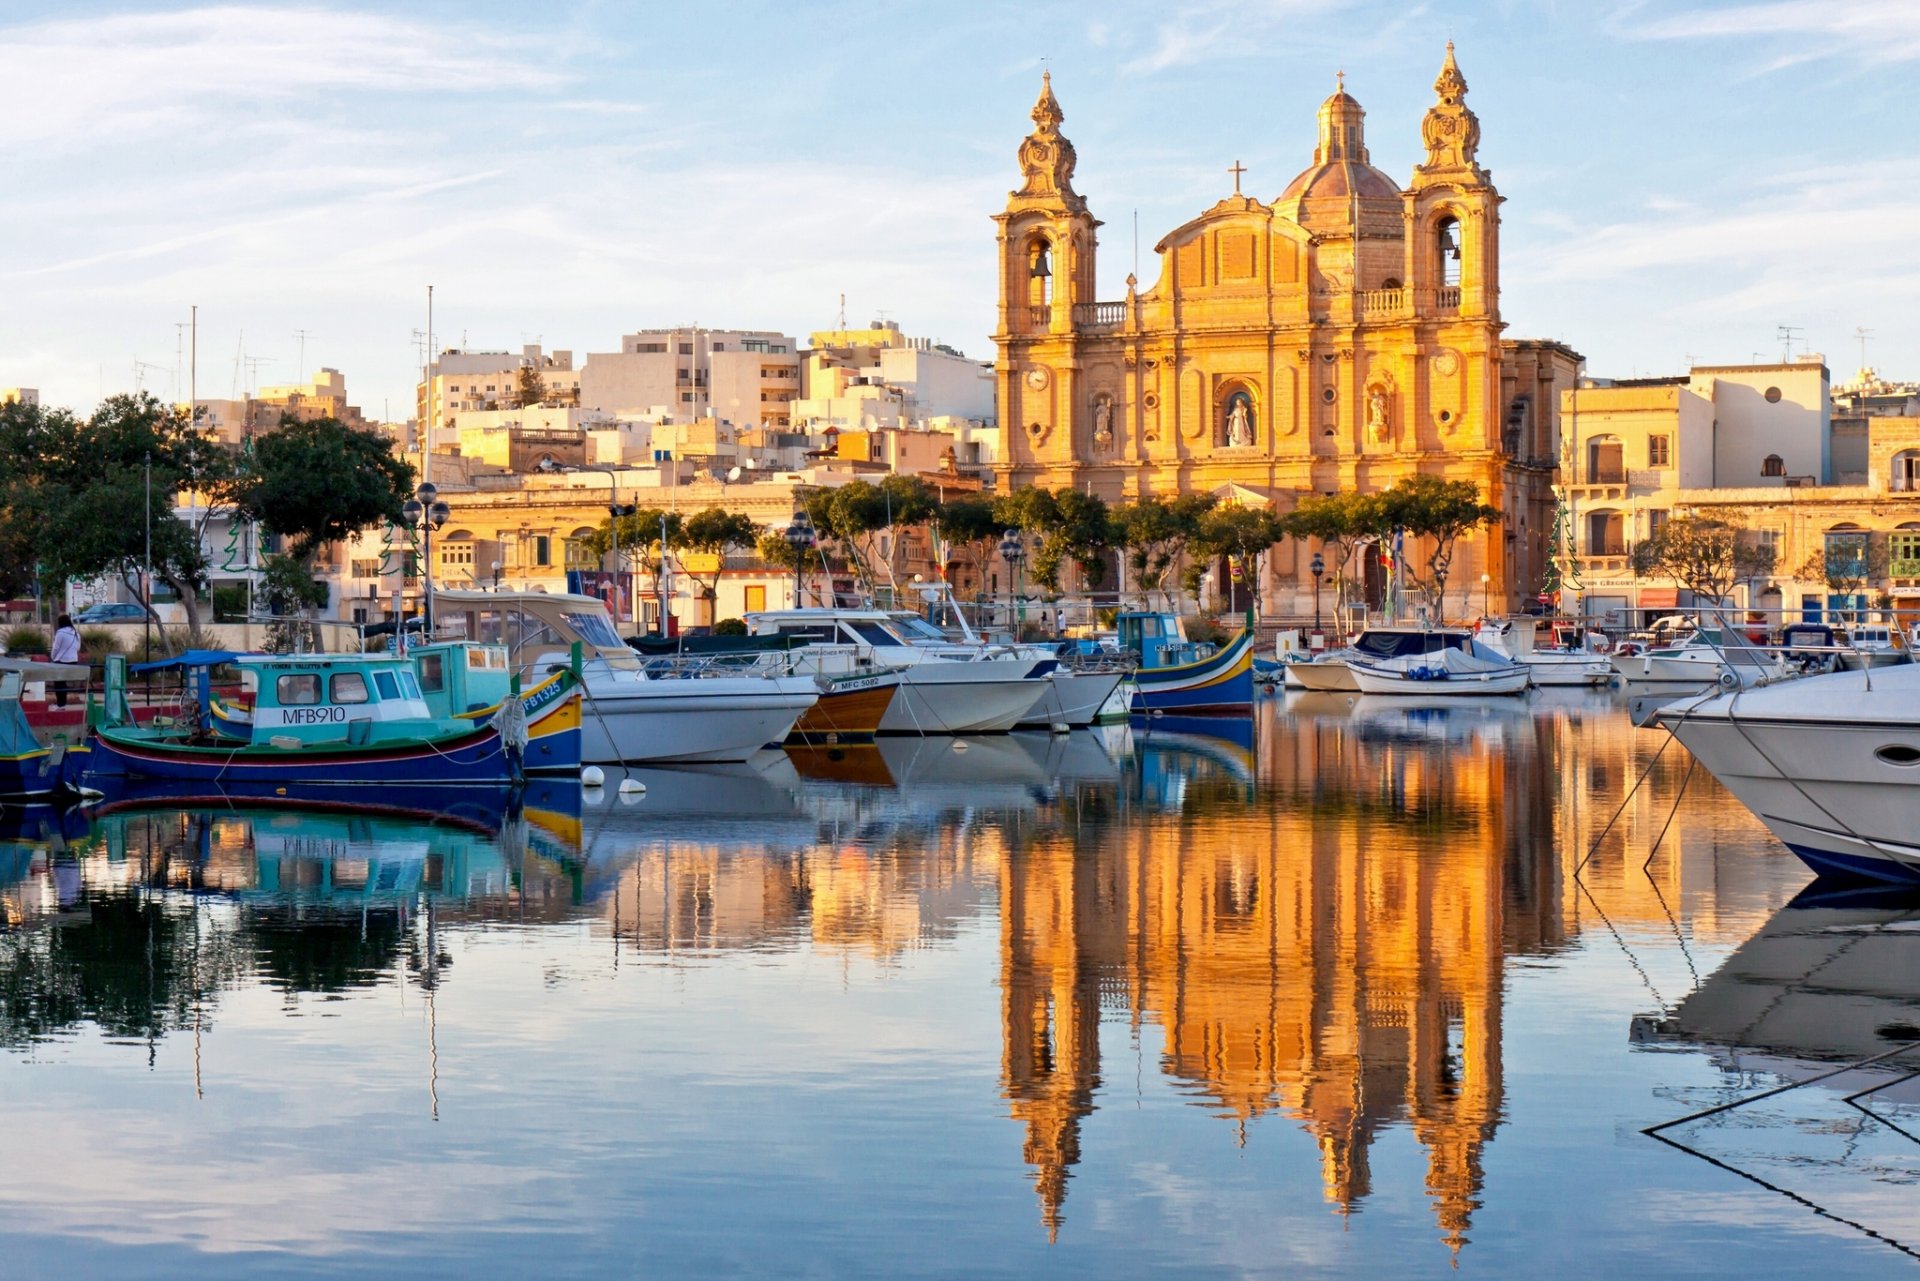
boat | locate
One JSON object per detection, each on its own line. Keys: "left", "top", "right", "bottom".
{"left": 1837, "top": 623, "right": 1912, "bottom": 672}
{"left": 883, "top": 612, "right": 1128, "bottom": 729}
{"left": 1655, "top": 662, "right": 1920, "bottom": 883}
{"left": 1473, "top": 619, "right": 1612, "bottom": 687}
{"left": 213, "top": 640, "right": 586, "bottom": 775}
{"left": 433, "top": 590, "right": 818, "bottom": 764}
{"left": 1116, "top": 612, "right": 1254, "bottom": 714}
{"left": 1287, "top": 626, "right": 1475, "bottom": 693}
{"left": 1347, "top": 645, "right": 1532, "bottom": 696}
{"left": 1609, "top": 628, "right": 1770, "bottom": 687}
{"left": 80, "top": 652, "right": 524, "bottom": 791}
{"left": 626, "top": 632, "right": 901, "bottom": 744}
{"left": 743, "top": 608, "right": 1051, "bottom": 734}
{"left": 0, "top": 657, "right": 91, "bottom": 798}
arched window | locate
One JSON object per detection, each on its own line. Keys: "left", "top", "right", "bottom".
{"left": 1892, "top": 450, "right": 1920, "bottom": 492}
{"left": 1762, "top": 454, "right": 1786, "bottom": 477}
{"left": 438, "top": 530, "right": 475, "bottom": 576}
{"left": 564, "top": 526, "right": 599, "bottom": 570}
{"left": 1585, "top": 509, "right": 1625, "bottom": 557}
{"left": 1586, "top": 434, "right": 1623, "bottom": 484}
{"left": 1436, "top": 216, "right": 1462, "bottom": 289}
{"left": 1027, "top": 237, "right": 1053, "bottom": 306}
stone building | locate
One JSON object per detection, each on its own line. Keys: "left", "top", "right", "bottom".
{"left": 992, "top": 50, "right": 1582, "bottom": 616}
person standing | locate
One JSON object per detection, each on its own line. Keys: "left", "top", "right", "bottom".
{"left": 49, "top": 614, "right": 80, "bottom": 708}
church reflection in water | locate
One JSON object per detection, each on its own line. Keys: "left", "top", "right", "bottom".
{"left": 0, "top": 694, "right": 1807, "bottom": 1257}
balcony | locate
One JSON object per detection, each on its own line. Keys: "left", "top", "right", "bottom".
{"left": 1890, "top": 557, "right": 1920, "bottom": 579}
{"left": 1585, "top": 467, "right": 1626, "bottom": 486}
{"left": 1437, "top": 286, "right": 1462, "bottom": 310}
{"left": 1072, "top": 301, "right": 1126, "bottom": 330}
{"left": 1360, "top": 288, "right": 1406, "bottom": 315}
{"left": 1027, "top": 305, "right": 1052, "bottom": 329}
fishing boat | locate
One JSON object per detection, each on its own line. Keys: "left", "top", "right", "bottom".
{"left": 1287, "top": 626, "right": 1474, "bottom": 692}
{"left": 1655, "top": 662, "right": 1920, "bottom": 883}
{"left": 744, "top": 608, "right": 1051, "bottom": 734}
{"left": 1347, "top": 645, "right": 1532, "bottom": 696}
{"left": 80, "top": 652, "right": 523, "bottom": 791}
{"left": 433, "top": 590, "right": 818, "bottom": 763}
{"left": 0, "top": 657, "right": 91, "bottom": 798}
{"left": 1116, "top": 612, "right": 1254, "bottom": 714}
{"left": 212, "top": 641, "right": 585, "bottom": 776}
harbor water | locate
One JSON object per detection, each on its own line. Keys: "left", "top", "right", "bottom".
{"left": 2, "top": 690, "right": 1914, "bottom": 1277}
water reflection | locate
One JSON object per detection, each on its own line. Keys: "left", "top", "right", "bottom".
{"left": 0, "top": 692, "right": 1885, "bottom": 1272}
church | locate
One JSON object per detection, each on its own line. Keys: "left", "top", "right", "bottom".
{"left": 992, "top": 48, "right": 1583, "bottom": 617}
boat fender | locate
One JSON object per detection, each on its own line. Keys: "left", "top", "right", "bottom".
{"left": 581, "top": 765, "right": 605, "bottom": 787}
{"left": 1050, "top": 722, "right": 1070, "bottom": 735}
{"left": 619, "top": 777, "right": 646, "bottom": 796}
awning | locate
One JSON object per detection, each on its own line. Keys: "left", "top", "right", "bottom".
{"left": 129, "top": 649, "right": 246, "bottom": 673}
{"left": 1637, "top": 589, "right": 1679, "bottom": 609}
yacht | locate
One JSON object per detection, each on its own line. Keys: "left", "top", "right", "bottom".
{"left": 744, "top": 608, "right": 1052, "bottom": 734}
{"left": 1610, "top": 628, "right": 1770, "bottom": 687}
{"left": 1656, "top": 662, "right": 1920, "bottom": 883}
{"left": 432, "top": 590, "right": 817, "bottom": 764}
{"left": 883, "top": 611, "right": 1127, "bottom": 728}
{"left": 1473, "top": 619, "right": 1612, "bottom": 687}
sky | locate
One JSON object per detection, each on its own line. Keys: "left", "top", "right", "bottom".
{"left": 3, "top": 0, "right": 1917, "bottom": 418}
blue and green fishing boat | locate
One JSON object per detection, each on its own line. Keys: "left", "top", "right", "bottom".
{"left": 1118, "top": 611, "right": 1255, "bottom": 715}
{"left": 80, "top": 651, "right": 538, "bottom": 791}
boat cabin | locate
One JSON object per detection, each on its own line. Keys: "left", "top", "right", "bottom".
{"left": 1116, "top": 612, "right": 1216, "bottom": 670}
{"left": 233, "top": 653, "right": 453, "bottom": 746}
{"left": 1350, "top": 627, "right": 1473, "bottom": 662}
{"left": 433, "top": 590, "right": 638, "bottom": 681}
{"left": 412, "top": 641, "right": 517, "bottom": 720}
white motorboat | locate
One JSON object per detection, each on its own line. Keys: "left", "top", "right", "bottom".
{"left": 433, "top": 590, "right": 818, "bottom": 765}
{"left": 745, "top": 608, "right": 1051, "bottom": 734}
{"left": 1286, "top": 626, "right": 1476, "bottom": 692}
{"left": 1610, "top": 629, "right": 1770, "bottom": 687}
{"left": 1348, "top": 644, "right": 1531, "bottom": 697}
{"left": 1473, "top": 619, "right": 1612, "bottom": 687}
{"left": 1656, "top": 662, "right": 1920, "bottom": 883}
{"left": 883, "top": 611, "right": 1126, "bottom": 728}
{"left": 1837, "top": 624, "right": 1912, "bottom": 672}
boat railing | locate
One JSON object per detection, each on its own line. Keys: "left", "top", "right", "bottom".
{"left": 636, "top": 651, "right": 797, "bottom": 681}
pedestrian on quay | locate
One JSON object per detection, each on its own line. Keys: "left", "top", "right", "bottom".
{"left": 49, "top": 613, "right": 80, "bottom": 707}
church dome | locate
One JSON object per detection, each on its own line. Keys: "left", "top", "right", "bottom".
{"left": 1274, "top": 80, "right": 1403, "bottom": 223}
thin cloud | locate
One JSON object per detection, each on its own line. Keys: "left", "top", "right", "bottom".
{"left": 1630, "top": 0, "right": 1920, "bottom": 64}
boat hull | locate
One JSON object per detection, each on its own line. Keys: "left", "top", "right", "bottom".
{"left": 1660, "top": 670, "right": 1920, "bottom": 882}
{"left": 80, "top": 721, "right": 516, "bottom": 788}
{"left": 1519, "top": 654, "right": 1614, "bottom": 687}
{"left": 580, "top": 675, "right": 817, "bottom": 763}
{"left": 786, "top": 671, "right": 900, "bottom": 744}
{"left": 1016, "top": 669, "right": 1128, "bottom": 728}
{"left": 1131, "top": 632, "right": 1255, "bottom": 714}
{"left": 881, "top": 665, "right": 1049, "bottom": 735}
{"left": 1289, "top": 658, "right": 1359, "bottom": 692}
{"left": 1349, "top": 662, "right": 1531, "bottom": 697}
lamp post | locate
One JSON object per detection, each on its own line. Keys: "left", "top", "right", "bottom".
{"left": 998, "top": 530, "right": 1025, "bottom": 636}
{"left": 540, "top": 460, "right": 632, "bottom": 628}
{"left": 400, "top": 481, "right": 450, "bottom": 635}
{"left": 784, "top": 511, "right": 815, "bottom": 607}
{"left": 1480, "top": 571, "right": 1492, "bottom": 620}
{"left": 1309, "top": 550, "right": 1325, "bottom": 636}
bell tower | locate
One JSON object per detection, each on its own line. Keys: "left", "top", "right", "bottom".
{"left": 995, "top": 72, "right": 1100, "bottom": 470}
{"left": 1405, "top": 43, "right": 1499, "bottom": 321}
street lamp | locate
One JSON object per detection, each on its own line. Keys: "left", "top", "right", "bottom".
{"left": 998, "top": 530, "right": 1026, "bottom": 634}
{"left": 400, "top": 481, "right": 450, "bottom": 635}
{"left": 784, "top": 511, "right": 815, "bottom": 607}
{"left": 1309, "top": 550, "right": 1325, "bottom": 636}
{"left": 1480, "top": 571, "right": 1492, "bottom": 619}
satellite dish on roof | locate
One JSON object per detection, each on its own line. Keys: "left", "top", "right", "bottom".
{"left": 727, "top": 466, "right": 742, "bottom": 482}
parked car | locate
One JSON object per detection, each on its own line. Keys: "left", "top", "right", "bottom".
{"left": 73, "top": 602, "right": 146, "bottom": 623}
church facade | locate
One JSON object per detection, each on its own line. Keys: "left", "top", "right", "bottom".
{"left": 992, "top": 50, "right": 1583, "bottom": 617}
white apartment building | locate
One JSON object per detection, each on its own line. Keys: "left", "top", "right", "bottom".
{"left": 794, "top": 320, "right": 994, "bottom": 430}
{"left": 578, "top": 328, "right": 802, "bottom": 428}
{"left": 418, "top": 345, "right": 580, "bottom": 449}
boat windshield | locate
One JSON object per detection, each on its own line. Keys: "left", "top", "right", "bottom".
{"left": 560, "top": 610, "right": 624, "bottom": 650}
{"left": 848, "top": 621, "right": 908, "bottom": 648}
{"left": 1353, "top": 631, "right": 1468, "bottom": 660}
{"left": 891, "top": 616, "right": 948, "bottom": 642}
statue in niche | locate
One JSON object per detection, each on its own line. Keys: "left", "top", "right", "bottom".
{"left": 1092, "top": 396, "right": 1113, "bottom": 449}
{"left": 1223, "top": 392, "right": 1254, "bottom": 447}
{"left": 1366, "top": 385, "right": 1391, "bottom": 441}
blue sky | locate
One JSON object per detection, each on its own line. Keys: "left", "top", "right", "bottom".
{"left": 3, "top": 0, "right": 1916, "bottom": 417}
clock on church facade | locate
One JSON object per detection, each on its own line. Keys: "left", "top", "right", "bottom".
{"left": 992, "top": 49, "right": 1584, "bottom": 616}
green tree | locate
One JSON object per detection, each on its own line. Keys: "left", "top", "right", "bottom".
{"left": 1196, "top": 505, "right": 1289, "bottom": 610}
{"left": 1632, "top": 513, "right": 1777, "bottom": 606}
{"left": 240, "top": 416, "right": 413, "bottom": 560}
{"left": 1386, "top": 474, "right": 1501, "bottom": 618}
{"left": 933, "top": 493, "right": 1000, "bottom": 594}
{"left": 1288, "top": 492, "right": 1367, "bottom": 620}
{"left": 678, "top": 508, "right": 762, "bottom": 610}
{"left": 1112, "top": 493, "right": 1216, "bottom": 610}
{"left": 515, "top": 364, "right": 545, "bottom": 409}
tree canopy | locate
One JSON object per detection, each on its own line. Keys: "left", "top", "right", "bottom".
{"left": 238, "top": 416, "right": 413, "bottom": 561}
{"left": 1632, "top": 513, "right": 1775, "bottom": 604}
